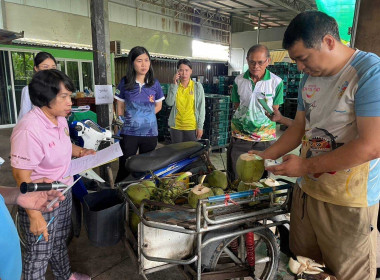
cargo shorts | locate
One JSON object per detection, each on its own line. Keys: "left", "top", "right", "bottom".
{"left": 289, "top": 184, "right": 378, "bottom": 280}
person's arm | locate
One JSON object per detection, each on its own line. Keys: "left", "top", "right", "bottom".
{"left": 267, "top": 107, "right": 294, "bottom": 127}
{"left": 154, "top": 80, "right": 165, "bottom": 114}
{"left": 196, "top": 83, "right": 206, "bottom": 132}
{"left": 116, "top": 100, "right": 125, "bottom": 117}
{"left": 0, "top": 186, "right": 64, "bottom": 211}
{"left": 166, "top": 84, "right": 178, "bottom": 106}
{"left": 18, "top": 86, "right": 32, "bottom": 121}
{"left": 114, "top": 79, "right": 126, "bottom": 117}
{"left": 72, "top": 144, "right": 96, "bottom": 157}
{"left": 155, "top": 101, "right": 162, "bottom": 114}
{"left": 12, "top": 168, "right": 49, "bottom": 241}
{"left": 268, "top": 116, "right": 380, "bottom": 177}
{"left": 251, "top": 110, "right": 305, "bottom": 160}
{"left": 269, "top": 80, "right": 292, "bottom": 126}
{"left": 231, "top": 82, "right": 240, "bottom": 110}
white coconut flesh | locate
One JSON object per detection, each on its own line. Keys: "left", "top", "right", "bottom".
{"left": 191, "top": 184, "right": 211, "bottom": 195}
{"left": 261, "top": 178, "right": 280, "bottom": 187}
{"left": 288, "top": 256, "right": 324, "bottom": 275}
{"left": 240, "top": 153, "right": 262, "bottom": 161}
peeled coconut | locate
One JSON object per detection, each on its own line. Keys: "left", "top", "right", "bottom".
{"left": 237, "top": 181, "right": 263, "bottom": 192}
{"left": 260, "top": 178, "right": 280, "bottom": 187}
{"left": 130, "top": 212, "right": 140, "bottom": 233}
{"left": 126, "top": 183, "right": 150, "bottom": 206}
{"left": 211, "top": 187, "right": 225, "bottom": 196}
{"left": 207, "top": 170, "right": 228, "bottom": 190}
{"left": 188, "top": 176, "right": 213, "bottom": 208}
{"left": 140, "top": 180, "right": 157, "bottom": 195}
{"left": 236, "top": 153, "right": 265, "bottom": 182}
{"left": 288, "top": 256, "right": 324, "bottom": 275}
{"left": 260, "top": 178, "right": 283, "bottom": 203}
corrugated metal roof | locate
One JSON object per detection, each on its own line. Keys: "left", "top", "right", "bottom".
{"left": 13, "top": 38, "right": 93, "bottom": 50}
{"left": 0, "top": 29, "right": 24, "bottom": 44}
{"left": 12, "top": 38, "right": 222, "bottom": 61}
{"left": 180, "top": 0, "right": 317, "bottom": 29}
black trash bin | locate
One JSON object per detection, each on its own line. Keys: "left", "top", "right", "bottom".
{"left": 83, "top": 189, "right": 125, "bottom": 247}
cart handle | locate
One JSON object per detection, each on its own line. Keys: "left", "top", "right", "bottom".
{"left": 207, "top": 184, "right": 291, "bottom": 202}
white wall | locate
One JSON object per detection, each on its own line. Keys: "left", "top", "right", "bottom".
{"left": 230, "top": 27, "right": 287, "bottom": 73}
{"left": 4, "top": 0, "right": 229, "bottom": 58}
{"left": 5, "top": 2, "right": 193, "bottom": 56}
{"left": 0, "top": 0, "right": 5, "bottom": 29}
{"left": 231, "top": 27, "right": 287, "bottom": 54}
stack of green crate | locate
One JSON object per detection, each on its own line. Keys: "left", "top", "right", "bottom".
{"left": 268, "top": 62, "right": 303, "bottom": 119}
{"left": 160, "top": 83, "right": 170, "bottom": 95}
{"left": 218, "top": 76, "right": 227, "bottom": 95}
{"left": 268, "top": 63, "right": 290, "bottom": 97}
{"left": 287, "top": 64, "right": 303, "bottom": 98}
{"left": 204, "top": 94, "right": 231, "bottom": 148}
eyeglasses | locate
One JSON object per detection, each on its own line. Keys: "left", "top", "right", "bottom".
{"left": 248, "top": 58, "right": 268, "bottom": 66}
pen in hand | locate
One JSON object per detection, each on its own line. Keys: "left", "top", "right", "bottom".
{"left": 46, "top": 175, "right": 82, "bottom": 209}
{"left": 35, "top": 216, "right": 55, "bottom": 244}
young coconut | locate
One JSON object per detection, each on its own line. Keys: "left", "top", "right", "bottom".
{"left": 188, "top": 175, "right": 213, "bottom": 208}
{"left": 140, "top": 180, "right": 157, "bottom": 195}
{"left": 211, "top": 187, "right": 225, "bottom": 196}
{"left": 207, "top": 170, "right": 228, "bottom": 190}
{"left": 288, "top": 256, "right": 324, "bottom": 275}
{"left": 126, "top": 183, "right": 150, "bottom": 206}
{"left": 161, "top": 172, "right": 192, "bottom": 200}
{"left": 130, "top": 212, "right": 140, "bottom": 233}
{"left": 236, "top": 153, "right": 265, "bottom": 182}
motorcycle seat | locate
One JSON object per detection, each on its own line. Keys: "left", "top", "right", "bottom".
{"left": 126, "top": 141, "right": 205, "bottom": 173}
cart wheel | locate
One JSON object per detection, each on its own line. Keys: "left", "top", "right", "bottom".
{"left": 201, "top": 224, "right": 279, "bottom": 280}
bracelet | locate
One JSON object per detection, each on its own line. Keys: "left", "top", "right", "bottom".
{"left": 79, "top": 148, "right": 84, "bottom": 157}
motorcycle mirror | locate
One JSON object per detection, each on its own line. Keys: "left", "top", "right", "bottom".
{"left": 74, "top": 125, "right": 83, "bottom": 132}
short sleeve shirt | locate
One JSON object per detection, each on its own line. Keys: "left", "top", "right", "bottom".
{"left": 175, "top": 80, "right": 196, "bottom": 130}
{"left": 11, "top": 107, "right": 73, "bottom": 185}
{"left": 297, "top": 50, "right": 380, "bottom": 207}
{"left": 0, "top": 195, "right": 22, "bottom": 280}
{"left": 115, "top": 78, "right": 165, "bottom": 136}
{"left": 231, "top": 69, "right": 283, "bottom": 141}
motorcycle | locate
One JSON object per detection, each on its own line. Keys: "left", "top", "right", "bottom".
{"left": 68, "top": 119, "right": 213, "bottom": 240}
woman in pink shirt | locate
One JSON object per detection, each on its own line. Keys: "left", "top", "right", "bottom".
{"left": 11, "top": 70, "right": 93, "bottom": 280}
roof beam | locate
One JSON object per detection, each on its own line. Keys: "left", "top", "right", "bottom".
{"left": 268, "top": 0, "right": 312, "bottom": 13}
{"left": 229, "top": 7, "right": 288, "bottom": 13}
{"left": 188, "top": 0, "right": 215, "bottom": 3}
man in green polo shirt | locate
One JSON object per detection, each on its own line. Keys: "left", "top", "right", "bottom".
{"left": 227, "top": 44, "right": 284, "bottom": 181}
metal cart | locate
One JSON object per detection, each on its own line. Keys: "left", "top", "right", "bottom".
{"left": 118, "top": 178, "right": 293, "bottom": 280}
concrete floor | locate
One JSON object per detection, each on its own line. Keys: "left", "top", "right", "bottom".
{"left": 1, "top": 127, "right": 379, "bottom": 280}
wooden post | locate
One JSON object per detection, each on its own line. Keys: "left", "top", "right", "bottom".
{"left": 90, "top": 0, "right": 113, "bottom": 182}
{"left": 353, "top": 0, "right": 380, "bottom": 55}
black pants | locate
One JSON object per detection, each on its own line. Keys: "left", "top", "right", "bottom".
{"left": 115, "top": 134, "right": 157, "bottom": 183}
{"left": 170, "top": 128, "right": 197, "bottom": 143}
